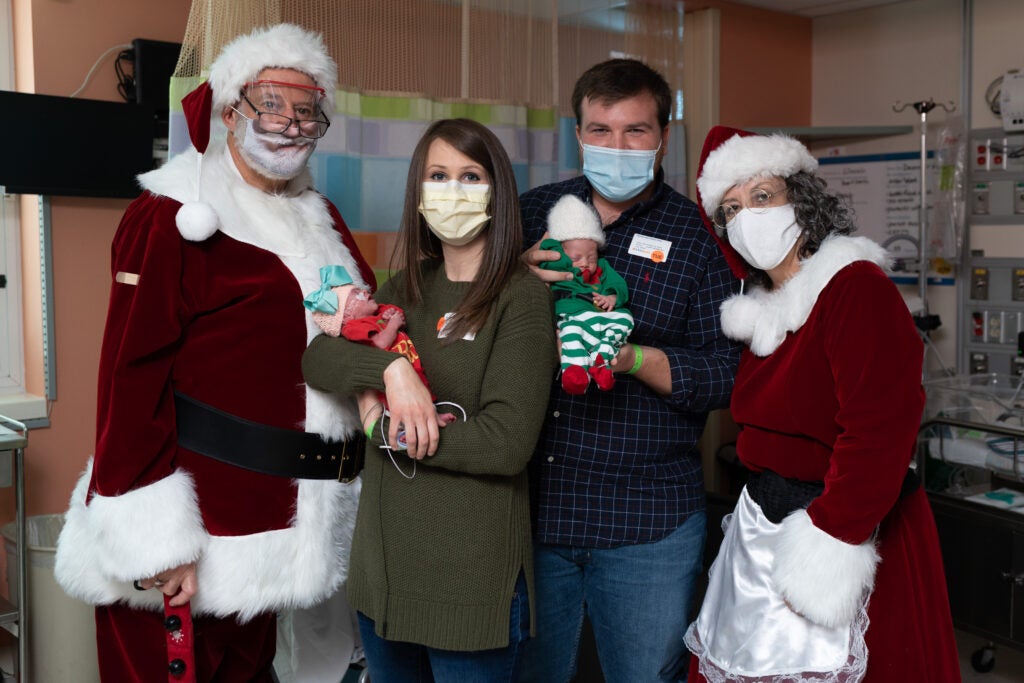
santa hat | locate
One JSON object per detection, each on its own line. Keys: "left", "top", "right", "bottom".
{"left": 694, "top": 126, "right": 817, "bottom": 280}
{"left": 175, "top": 23, "right": 338, "bottom": 241}
{"left": 546, "top": 195, "right": 605, "bottom": 247}
{"left": 696, "top": 129, "right": 818, "bottom": 220}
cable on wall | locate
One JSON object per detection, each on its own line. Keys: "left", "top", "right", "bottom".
{"left": 68, "top": 43, "right": 131, "bottom": 98}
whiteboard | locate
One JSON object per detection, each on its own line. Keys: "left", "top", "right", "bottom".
{"left": 817, "top": 152, "right": 940, "bottom": 265}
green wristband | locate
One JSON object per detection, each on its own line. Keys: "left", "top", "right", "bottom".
{"left": 365, "top": 418, "right": 378, "bottom": 439}
{"left": 627, "top": 344, "right": 643, "bottom": 375}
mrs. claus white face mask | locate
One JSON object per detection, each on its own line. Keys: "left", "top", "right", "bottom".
{"left": 727, "top": 204, "right": 801, "bottom": 271}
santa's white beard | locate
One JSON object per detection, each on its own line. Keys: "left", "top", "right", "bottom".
{"left": 235, "top": 118, "right": 316, "bottom": 180}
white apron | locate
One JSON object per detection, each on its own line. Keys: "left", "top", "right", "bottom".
{"left": 684, "top": 488, "right": 870, "bottom": 683}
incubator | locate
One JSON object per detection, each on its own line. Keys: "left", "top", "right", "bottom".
{"left": 921, "top": 373, "right": 1024, "bottom": 508}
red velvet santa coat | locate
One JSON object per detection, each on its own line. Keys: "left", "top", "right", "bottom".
{"left": 697, "top": 235, "right": 959, "bottom": 682}
{"left": 54, "top": 141, "right": 374, "bottom": 621}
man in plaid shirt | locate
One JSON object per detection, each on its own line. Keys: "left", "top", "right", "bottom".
{"left": 517, "top": 59, "right": 742, "bottom": 683}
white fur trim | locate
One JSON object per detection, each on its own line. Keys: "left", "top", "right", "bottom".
{"left": 55, "top": 460, "right": 361, "bottom": 619}
{"left": 140, "top": 141, "right": 363, "bottom": 436}
{"left": 547, "top": 194, "right": 605, "bottom": 246}
{"left": 772, "top": 509, "right": 879, "bottom": 629}
{"left": 55, "top": 461, "right": 206, "bottom": 603}
{"left": 209, "top": 23, "right": 337, "bottom": 115}
{"left": 720, "top": 235, "right": 889, "bottom": 356}
{"left": 697, "top": 133, "right": 818, "bottom": 215}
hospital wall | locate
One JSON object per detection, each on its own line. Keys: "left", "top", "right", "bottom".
{"left": 1, "top": 0, "right": 193, "bottom": 525}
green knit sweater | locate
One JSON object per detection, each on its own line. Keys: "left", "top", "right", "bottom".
{"left": 302, "top": 261, "right": 557, "bottom": 651}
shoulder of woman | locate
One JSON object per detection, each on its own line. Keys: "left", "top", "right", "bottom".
{"left": 820, "top": 260, "right": 910, "bottom": 325}
{"left": 827, "top": 259, "right": 896, "bottom": 297}
{"left": 510, "top": 266, "right": 553, "bottom": 295}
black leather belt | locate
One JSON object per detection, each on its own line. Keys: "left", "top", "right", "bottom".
{"left": 174, "top": 392, "right": 364, "bottom": 482}
{"left": 747, "top": 467, "right": 920, "bottom": 524}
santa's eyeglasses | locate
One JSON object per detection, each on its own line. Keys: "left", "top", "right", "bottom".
{"left": 233, "top": 86, "right": 331, "bottom": 139}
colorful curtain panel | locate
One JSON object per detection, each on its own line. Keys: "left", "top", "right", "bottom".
{"left": 169, "top": 77, "right": 687, "bottom": 235}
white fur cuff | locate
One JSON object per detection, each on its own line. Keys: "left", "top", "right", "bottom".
{"left": 55, "top": 460, "right": 206, "bottom": 604}
{"left": 772, "top": 509, "right": 879, "bottom": 628}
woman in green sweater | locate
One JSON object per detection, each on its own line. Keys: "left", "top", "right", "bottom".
{"left": 302, "top": 118, "right": 557, "bottom": 682}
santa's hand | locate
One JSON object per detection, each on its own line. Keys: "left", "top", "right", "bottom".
{"left": 136, "top": 562, "right": 198, "bottom": 607}
{"left": 383, "top": 357, "right": 439, "bottom": 459}
{"left": 523, "top": 235, "right": 572, "bottom": 283}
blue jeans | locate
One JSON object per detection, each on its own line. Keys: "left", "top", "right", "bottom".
{"left": 358, "top": 573, "right": 530, "bottom": 683}
{"left": 518, "top": 511, "right": 707, "bottom": 683}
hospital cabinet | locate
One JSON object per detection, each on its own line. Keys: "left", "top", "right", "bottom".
{"left": 919, "top": 374, "right": 1024, "bottom": 654}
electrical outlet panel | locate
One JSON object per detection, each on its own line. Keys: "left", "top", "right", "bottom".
{"left": 973, "top": 183, "right": 990, "bottom": 215}
{"left": 1014, "top": 268, "right": 1024, "bottom": 301}
{"left": 971, "top": 267, "right": 990, "bottom": 299}
{"left": 987, "top": 311, "right": 1004, "bottom": 343}
{"left": 971, "top": 352, "right": 989, "bottom": 374}
{"left": 972, "top": 311, "right": 985, "bottom": 338}
{"left": 1009, "top": 136, "right": 1024, "bottom": 173}
{"left": 991, "top": 138, "right": 1007, "bottom": 169}
{"left": 974, "top": 140, "right": 991, "bottom": 170}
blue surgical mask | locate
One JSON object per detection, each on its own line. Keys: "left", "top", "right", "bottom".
{"left": 581, "top": 141, "right": 660, "bottom": 202}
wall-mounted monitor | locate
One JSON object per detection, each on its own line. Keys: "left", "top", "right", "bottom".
{"left": 132, "top": 38, "right": 182, "bottom": 135}
{"left": 0, "top": 90, "right": 155, "bottom": 198}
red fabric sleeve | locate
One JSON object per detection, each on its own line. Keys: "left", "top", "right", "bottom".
{"left": 92, "top": 195, "right": 189, "bottom": 497}
{"left": 807, "top": 265, "right": 925, "bottom": 544}
{"left": 341, "top": 316, "right": 386, "bottom": 344}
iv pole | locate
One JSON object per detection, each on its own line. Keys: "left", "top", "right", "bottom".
{"left": 892, "top": 98, "right": 956, "bottom": 375}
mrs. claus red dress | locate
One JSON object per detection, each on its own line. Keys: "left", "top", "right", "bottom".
{"left": 686, "top": 235, "right": 960, "bottom": 683}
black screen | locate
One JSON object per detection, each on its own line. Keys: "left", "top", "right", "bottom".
{"left": 132, "top": 38, "right": 182, "bottom": 134}
{"left": 0, "top": 90, "right": 155, "bottom": 198}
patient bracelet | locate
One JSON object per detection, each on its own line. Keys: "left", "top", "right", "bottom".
{"left": 627, "top": 344, "right": 644, "bottom": 375}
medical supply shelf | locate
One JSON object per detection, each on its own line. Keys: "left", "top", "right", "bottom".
{"left": 0, "top": 418, "right": 28, "bottom": 682}
{"left": 920, "top": 374, "right": 1024, "bottom": 655}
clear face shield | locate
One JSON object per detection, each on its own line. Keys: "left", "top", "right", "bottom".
{"left": 236, "top": 79, "right": 330, "bottom": 140}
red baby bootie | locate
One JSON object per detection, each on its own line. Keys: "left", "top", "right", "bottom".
{"left": 589, "top": 358, "right": 615, "bottom": 391}
{"left": 561, "top": 365, "right": 590, "bottom": 394}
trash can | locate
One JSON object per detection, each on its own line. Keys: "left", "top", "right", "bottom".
{"left": 3, "top": 514, "right": 99, "bottom": 683}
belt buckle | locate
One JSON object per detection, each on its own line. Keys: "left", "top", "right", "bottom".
{"left": 337, "top": 439, "right": 354, "bottom": 483}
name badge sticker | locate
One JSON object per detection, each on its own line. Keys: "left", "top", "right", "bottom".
{"left": 437, "top": 313, "right": 476, "bottom": 341}
{"left": 628, "top": 234, "right": 672, "bottom": 263}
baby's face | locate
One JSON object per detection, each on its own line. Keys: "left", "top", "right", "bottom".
{"left": 342, "top": 287, "right": 379, "bottom": 320}
{"left": 562, "top": 238, "right": 599, "bottom": 272}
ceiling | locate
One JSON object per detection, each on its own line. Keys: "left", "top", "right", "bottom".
{"left": 724, "top": 0, "right": 910, "bottom": 17}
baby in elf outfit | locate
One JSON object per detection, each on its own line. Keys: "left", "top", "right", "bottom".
{"left": 540, "top": 194, "right": 635, "bottom": 394}
{"left": 304, "top": 266, "right": 455, "bottom": 433}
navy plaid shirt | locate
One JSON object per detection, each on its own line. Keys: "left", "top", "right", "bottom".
{"left": 522, "top": 173, "right": 742, "bottom": 548}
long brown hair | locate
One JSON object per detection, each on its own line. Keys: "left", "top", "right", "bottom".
{"left": 391, "top": 118, "right": 524, "bottom": 342}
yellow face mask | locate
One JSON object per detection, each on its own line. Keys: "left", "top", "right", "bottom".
{"left": 418, "top": 181, "right": 492, "bottom": 246}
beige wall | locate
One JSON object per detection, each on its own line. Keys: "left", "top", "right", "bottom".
{"left": 811, "top": 0, "right": 1024, "bottom": 376}
{"left": 1, "top": 0, "right": 191, "bottom": 530}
